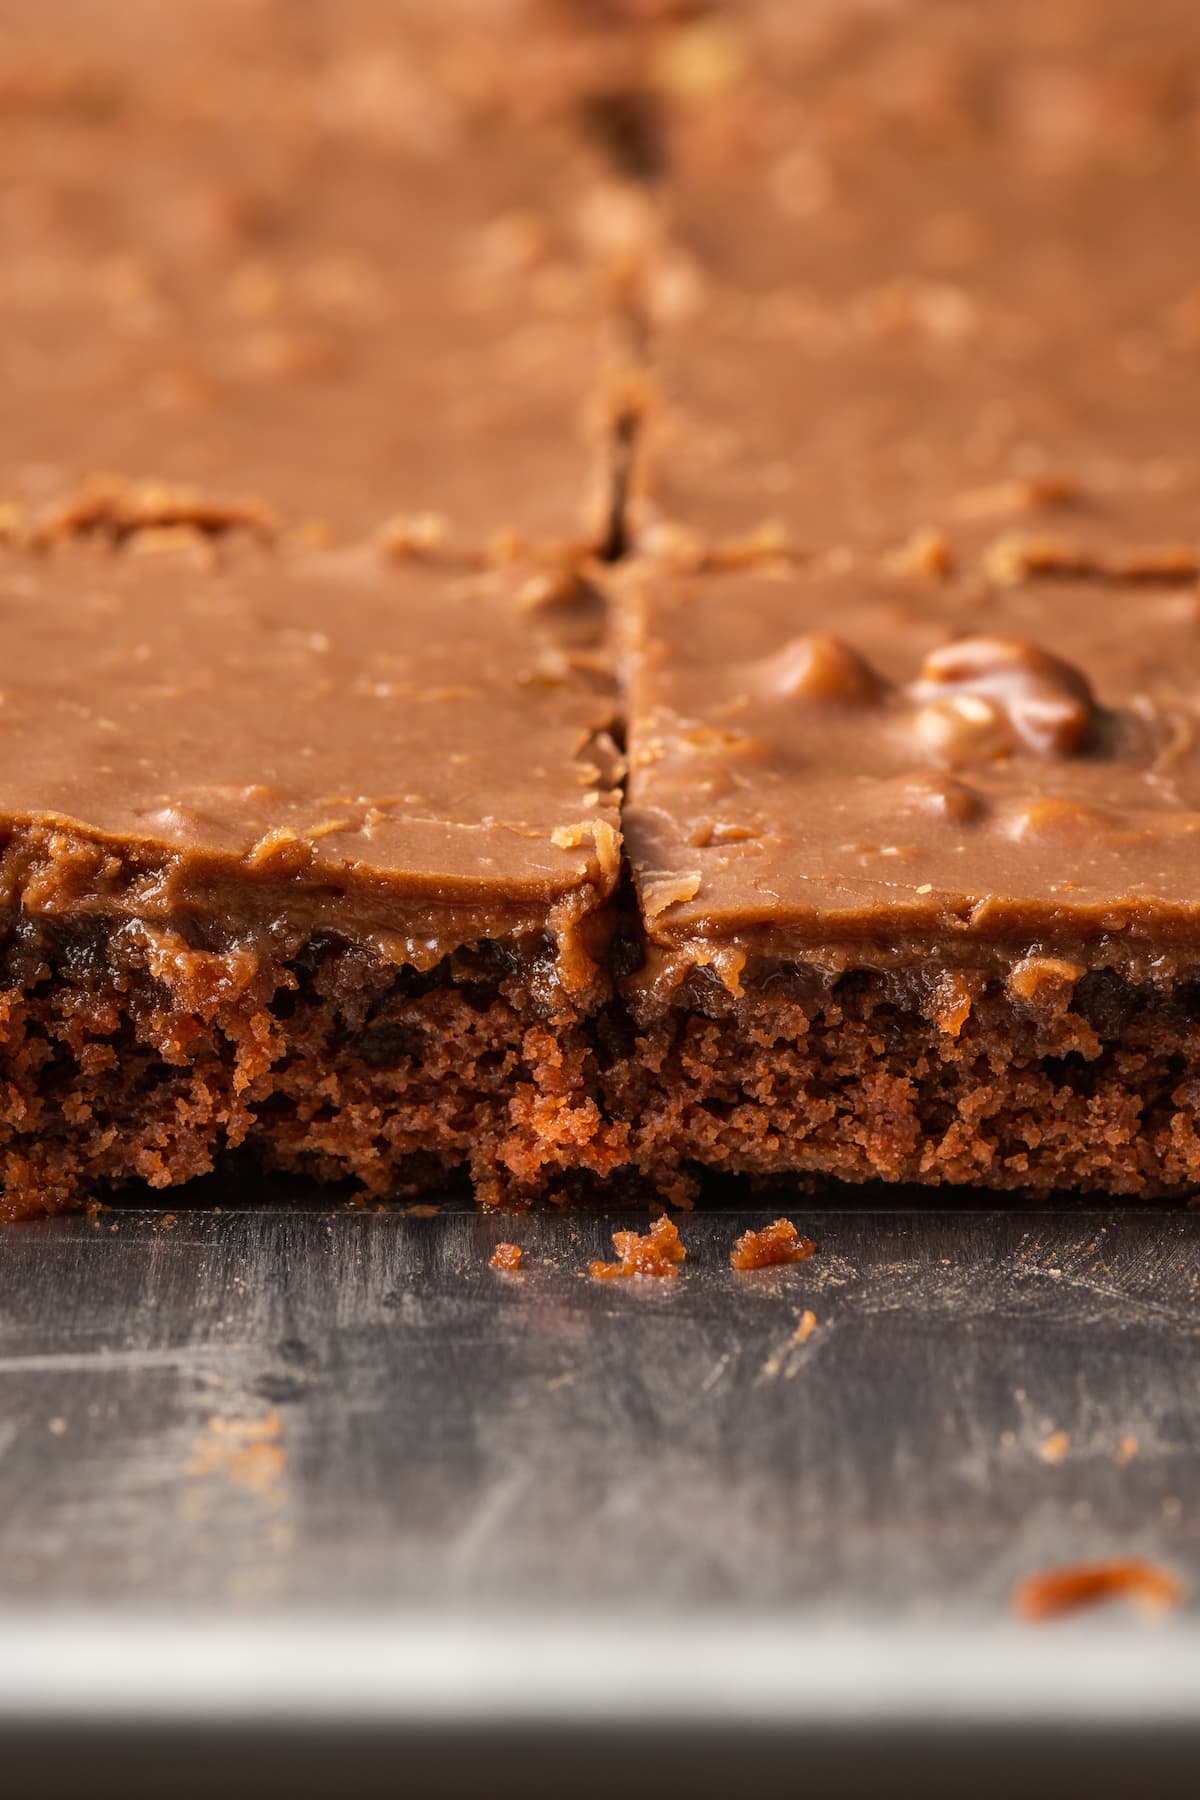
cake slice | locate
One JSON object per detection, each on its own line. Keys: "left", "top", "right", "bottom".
{"left": 609, "top": 560, "right": 1200, "bottom": 1197}
{"left": 0, "top": 540, "right": 621, "bottom": 1216}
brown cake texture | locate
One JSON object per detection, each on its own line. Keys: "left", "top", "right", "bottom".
{"left": 2, "top": 1, "right": 1200, "bottom": 1216}
{"left": 730, "top": 1222, "right": 816, "bottom": 1272}
{"left": 588, "top": 1214, "right": 688, "bottom": 1281}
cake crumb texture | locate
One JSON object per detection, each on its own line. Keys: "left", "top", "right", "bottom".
{"left": 730, "top": 1220, "right": 816, "bottom": 1272}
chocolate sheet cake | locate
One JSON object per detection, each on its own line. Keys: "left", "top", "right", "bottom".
{"left": 2, "top": 0, "right": 1200, "bottom": 1214}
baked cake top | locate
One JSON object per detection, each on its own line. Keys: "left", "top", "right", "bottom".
{"left": 0, "top": 542, "right": 621, "bottom": 983}
{"left": 620, "top": 564, "right": 1200, "bottom": 976}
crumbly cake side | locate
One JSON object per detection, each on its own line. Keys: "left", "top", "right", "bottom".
{"left": 0, "top": 921, "right": 624, "bottom": 1218}
{"left": 595, "top": 967, "right": 1200, "bottom": 1201}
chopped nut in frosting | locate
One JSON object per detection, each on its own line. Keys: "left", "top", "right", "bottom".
{"left": 910, "top": 635, "right": 1094, "bottom": 758}
{"left": 756, "top": 633, "right": 887, "bottom": 705}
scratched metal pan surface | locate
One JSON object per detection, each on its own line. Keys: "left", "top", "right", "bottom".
{"left": 0, "top": 1186, "right": 1195, "bottom": 1798}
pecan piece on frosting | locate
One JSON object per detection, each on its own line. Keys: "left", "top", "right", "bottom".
{"left": 757, "top": 633, "right": 887, "bottom": 705}
{"left": 910, "top": 634, "right": 1095, "bottom": 761}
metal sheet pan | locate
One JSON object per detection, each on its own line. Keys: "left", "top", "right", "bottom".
{"left": 0, "top": 1193, "right": 1196, "bottom": 1796}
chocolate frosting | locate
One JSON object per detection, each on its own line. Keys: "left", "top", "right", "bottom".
{"left": 619, "top": 565, "right": 1200, "bottom": 978}
{"left": 0, "top": 543, "right": 621, "bottom": 987}
{"left": 631, "top": 0, "right": 1200, "bottom": 572}
{"left": 0, "top": 3, "right": 627, "bottom": 555}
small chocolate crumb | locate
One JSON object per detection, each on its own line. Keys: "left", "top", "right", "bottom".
{"left": 590, "top": 1214, "right": 686, "bottom": 1281}
{"left": 1014, "top": 1559, "right": 1184, "bottom": 1621}
{"left": 730, "top": 1218, "right": 816, "bottom": 1271}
